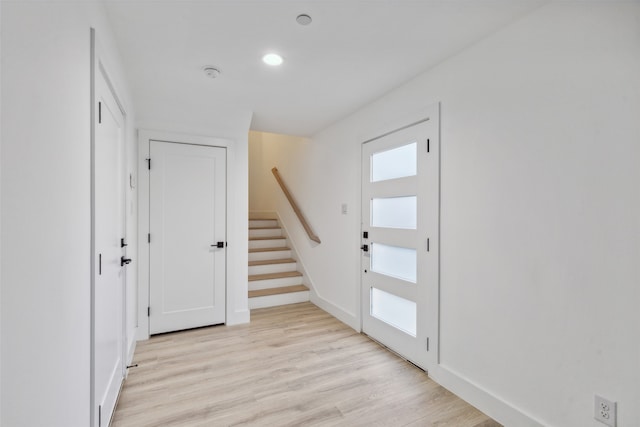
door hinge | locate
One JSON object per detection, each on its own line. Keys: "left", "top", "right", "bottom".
{"left": 98, "top": 102, "right": 102, "bottom": 124}
{"left": 148, "top": 233, "right": 151, "bottom": 243}
{"left": 427, "top": 138, "right": 430, "bottom": 153}
{"left": 98, "top": 253, "right": 102, "bottom": 275}
{"left": 147, "top": 307, "right": 150, "bottom": 317}
{"left": 98, "top": 405, "right": 102, "bottom": 427}
{"left": 426, "top": 238, "right": 430, "bottom": 252}
{"left": 426, "top": 337, "right": 430, "bottom": 351}
{"left": 146, "top": 158, "right": 151, "bottom": 170}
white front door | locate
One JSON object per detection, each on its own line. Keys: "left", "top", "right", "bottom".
{"left": 361, "top": 108, "right": 440, "bottom": 370}
{"left": 93, "top": 67, "right": 126, "bottom": 427}
{"left": 149, "top": 141, "right": 227, "bottom": 334}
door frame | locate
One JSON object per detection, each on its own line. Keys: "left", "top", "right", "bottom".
{"left": 137, "top": 130, "right": 237, "bottom": 340}
{"left": 357, "top": 104, "right": 441, "bottom": 370}
{"left": 90, "top": 28, "right": 128, "bottom": 427}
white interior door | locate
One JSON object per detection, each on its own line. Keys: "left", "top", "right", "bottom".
{"left": 149, "top": 141, "right": 226, "bottom": 334}
{"left": 361, "top": 109, "right": 439, "bottom": 370}
{"left": 93, "top": 67, "right": 126, "bottom": 427}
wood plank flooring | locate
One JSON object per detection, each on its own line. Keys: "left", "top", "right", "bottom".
{"left": 112, "top": 303, "right": 500, "bottom": 427}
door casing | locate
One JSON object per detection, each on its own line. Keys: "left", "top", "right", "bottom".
{"left": 90, "top": 28, "right": 128, "bottom": 427}
{"left": 358, "top": 104, "right": 441, "bottom": 371}
{"left": 137, "top": 130, "right": 237, "bottom": 340}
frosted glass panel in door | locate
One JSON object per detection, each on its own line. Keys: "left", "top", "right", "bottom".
{"left": 371, "top": 142, "right": 416, "bottom": 182}
{"left": 371, "top": 287, "right": 417, "bottom": 336}
{"left": 371, "top": 243, "right": 417, "bottom": 283}
{"left": 371, "top": 196, "right": 417, "bottom": 229}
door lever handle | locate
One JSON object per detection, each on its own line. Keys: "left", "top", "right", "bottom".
{"left": 121, "top": 256, "right": 132, "bottom": 267}
{"left": 360, "top": 244, "right": 369, "bottom": 252}
{"left": 211, "top": 242, "right": 225, "bottom": 248}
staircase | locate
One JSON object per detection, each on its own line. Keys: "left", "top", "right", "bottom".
{"left": 248, "top": 216, "right": 310, "bottom": 309}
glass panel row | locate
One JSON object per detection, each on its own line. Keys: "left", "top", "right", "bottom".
{"left": 371, "top": 142, "right": 417, "bottom": 182}
{"left": 371, "top": 287, "right": 417, "bottom": 337}
{"left": 371, "top": 242, "right": 416, "bottom": 283}
{"left": 371, "top": 196, "right": 416, "bottom": 229}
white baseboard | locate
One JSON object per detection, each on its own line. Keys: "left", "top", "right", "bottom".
{"left": 227, "top": 308, "right": 250, "bottom": 326}
{"left": 127, "top": 336, "right": 136, "bottom": 364}
{"left": 310, "top": 290, "right": 359, "bottom": 332}
{"left": 430, "top": 364, "right": 546, "bottom": 427}
{"left": 135, "top": 325, "right": 149, "bottom": 341}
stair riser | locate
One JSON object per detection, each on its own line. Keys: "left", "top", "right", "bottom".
{"left": 248, "top": 212, "right": 277, "bottom": 220}
{"left": 248, "top": 291, "right": 310, "bottom": 309}
{"left": 248, "top": 262, "right": 297, "bottom": 276}
{"left": 249, "top": 228, "right": 282, "bottom": 238}
{"left": 248, "top": 250, "right": 292, "bottom": 262}
{"left": 249, "top": 276, "right": 302, "bottom": 291}
{"left": 249, "top": 220, "right": 278, "bottom": 228}
{"left": 249, "top": 239, "right": 286, "bottom": 249}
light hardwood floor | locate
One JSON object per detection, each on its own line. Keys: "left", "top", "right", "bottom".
{"left": 112, "top": 303, "right": 500, "bottom": 427}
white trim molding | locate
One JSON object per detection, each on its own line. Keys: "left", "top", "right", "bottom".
{"left": 137, "top": 129, "right": 249, "bottom": 341}
{"left": 429, "top": 364, "right": 547, "bottom": 427}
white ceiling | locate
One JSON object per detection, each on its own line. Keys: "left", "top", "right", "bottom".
{"left": 105, "top": 0, "right": 545, "bottom": 137}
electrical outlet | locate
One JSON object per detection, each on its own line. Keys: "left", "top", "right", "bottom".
{"left": 594, "top": 395, "right": 616, "bottom": 427}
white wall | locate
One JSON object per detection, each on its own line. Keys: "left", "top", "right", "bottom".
{"left": 265, "top": 2, "right": 640, "bottom": 426}
{"left": 1, "top": 3, "right": 136, "bottom": 426}
{"left": 249, "top": 131, "right": 310, "bottom": 213}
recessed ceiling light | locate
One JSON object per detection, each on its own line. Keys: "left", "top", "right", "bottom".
{"left": 296, "top": 14, "right": 312, "bottom": 26}
{"left": 262, "top": 53, "right": 284, "bottom": 66}
{"left": 203, "top": 66, "right": 220, "bottom": 78}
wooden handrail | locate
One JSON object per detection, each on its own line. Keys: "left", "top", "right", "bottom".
{"left": 271, "top": 167, "right": 321, "bottom": 244}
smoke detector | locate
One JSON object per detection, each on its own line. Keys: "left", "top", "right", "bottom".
{"left": 203, "top": 66, "right": 221, "bottom": 79}
{"left": 296, "top": 14, "right": 312, "bottom": 26}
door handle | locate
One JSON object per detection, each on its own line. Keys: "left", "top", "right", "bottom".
{"left": 121, "top": 256, "right": 132, "bottom": 267}
{"left": 211, "top": 242, "right": 225, "bottom": 248}
{"left": 360, "top": 244, "right": 369, "bottom": 252}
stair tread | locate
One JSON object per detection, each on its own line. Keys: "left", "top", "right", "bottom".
{"left": 248, "top": 258, "right": 296, "bottom": 266}
{"left": 249, "top": 236, "right": 285, "bottom": 241}
{"left": 248, "top": 271, "right": 303, "bottom": 281}
{"left": 248, "top": 285, "right": 309, "bottom": 298}
{"left": 249, "top": 246, "right": 290, "bottom": 253}
{"left": 249, "top": 226, "right": 281, "bottom": 230}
